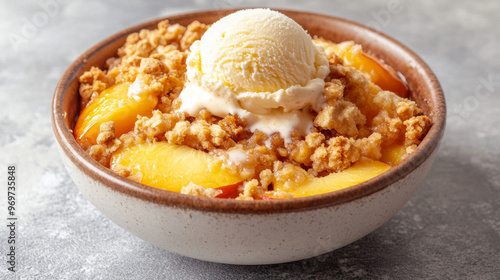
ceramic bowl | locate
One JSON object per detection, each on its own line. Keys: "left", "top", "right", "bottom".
{"left": 52, "top": 9, "right": 446, "bottom": 265}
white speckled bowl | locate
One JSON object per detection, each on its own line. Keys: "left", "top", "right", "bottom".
{"left": 52, "top": 9, "right": 446, "bottom": 265}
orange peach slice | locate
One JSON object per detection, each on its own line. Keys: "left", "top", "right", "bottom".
{"left": 74, "top": 83, "right": 158, "bottom": 148}
{"left": 275, "top": 158, "right": 391, "bottom": 198}
{"left": 110, "top": 142, "right": 243, "bottom": 193}
{"left": 380, "top": 144, "right": 408, "bottom": 166}
{"left": 332, "top": 43, "right": 408, "bottom": 98}
{"left": 215, "top": 182, "right": 244, "bottom": 199}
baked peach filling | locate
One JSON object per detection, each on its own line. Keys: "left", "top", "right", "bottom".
{"left": 74, "top": 76, "right": 159, "bottom": 149}
{"left": 73, "top": 16, "right": 431, "bottom": 200}
{"left": 271, "top": 158, "right": 391, "bottom": 198}
{"left": 320, "top": 40, "right": 409, "bottom": 98}
{"left": 110, "top": 142, "right": 242, "bottom": 193}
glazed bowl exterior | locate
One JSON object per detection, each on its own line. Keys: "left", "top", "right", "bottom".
{"left": 52, "top": 9, "right": 446, "bottom": 265}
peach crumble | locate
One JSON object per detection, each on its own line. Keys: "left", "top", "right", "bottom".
{"left": 74, "top": 10, "right": 431, "bottom": 200}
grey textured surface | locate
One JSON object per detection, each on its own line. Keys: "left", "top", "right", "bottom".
{"left": 1, "top": 0, "right": 499, "bottom": 279}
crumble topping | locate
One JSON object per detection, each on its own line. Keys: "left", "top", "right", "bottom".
{"left": 181, "top": 182, "right": 222, "bottom": 198}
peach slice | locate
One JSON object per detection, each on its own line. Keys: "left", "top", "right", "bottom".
{"left": 74, "top": 83, "right": 158, "bottom": 148}
{"left": 380, "top": 144, "right": 408, "bottom": 166}
{"left": 215, "top": 182, "right": 244, "bottom": 199}
{"left": 110, "top": 142, "right": 243, "bottom": 193}
{"left": 275, "top": 158, "right": 391, "bottom": 198}
{"left": 332, "top": 43, "right": 408, "bottom": 98}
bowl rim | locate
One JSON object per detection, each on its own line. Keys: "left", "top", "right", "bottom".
{"left": 52, "top": 8, "right": 446, "bottom": 214}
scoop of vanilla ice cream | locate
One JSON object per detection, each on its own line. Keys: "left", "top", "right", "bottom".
{"left": 184, "top": 9, "right": 329, "bottom": 113}
{"left": 199, "top": 9, "right": 326, "bottom": 94}
{"left": 179, "top": 9, "right": 330, "bottom": 141}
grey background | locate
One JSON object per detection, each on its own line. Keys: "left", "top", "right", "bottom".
{"left": 1, "top": 0, "right": 499, "bottom": 279}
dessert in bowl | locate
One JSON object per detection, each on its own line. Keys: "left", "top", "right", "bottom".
{"left": 52, "top": 9, "right": 446, "bottom": 264}
{"left": 72, "top": 9, "right": 430, "bottom": 199}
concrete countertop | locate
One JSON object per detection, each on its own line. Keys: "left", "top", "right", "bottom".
{"left": 1, "top": 0, "right": 499, "bottom": 279}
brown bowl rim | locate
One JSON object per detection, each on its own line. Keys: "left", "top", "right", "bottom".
{"left": 52, "top": 8, "right": 446, "bottom": 214}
